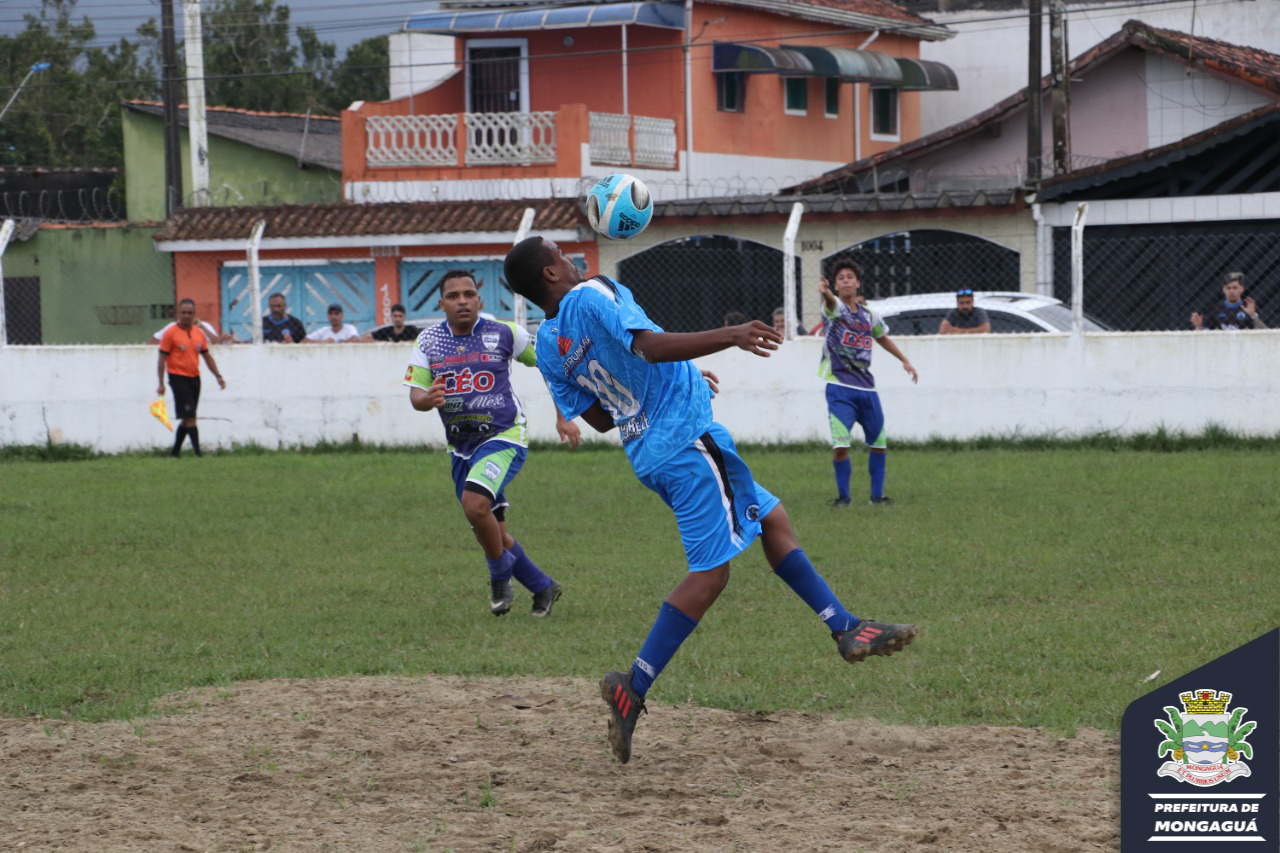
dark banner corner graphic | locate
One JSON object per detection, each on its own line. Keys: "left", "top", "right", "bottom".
{"left": 1121, "top": 628, "right": 1279, "bottom": 850}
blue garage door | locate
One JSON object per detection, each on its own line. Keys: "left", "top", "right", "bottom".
{"left": 221, "top": 262, "right": 376, "bottom": 341}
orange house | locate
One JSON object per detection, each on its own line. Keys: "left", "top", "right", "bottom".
{"left": 344, "top": 0, "right": 956, "bottom": 202}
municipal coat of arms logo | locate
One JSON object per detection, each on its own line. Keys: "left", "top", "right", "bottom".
{"left": 1154, "top": 689, "right": 1255, "bottom": 786}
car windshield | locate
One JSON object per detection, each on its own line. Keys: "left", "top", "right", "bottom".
{"left": 1027, "top": 303, "right": 1109, "bottom": 332}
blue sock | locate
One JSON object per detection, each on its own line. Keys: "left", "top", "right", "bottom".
{"left": 833, "top": 457, "right": 852, "bottom": 500}
{"left": 868, "top": 451, "right": 887, "bottom": 500}
{"left": 485, "top": 549, "right": 515, "bottom": 581}
{"left": 773, "top": 548, "right": 857, "bottom": 632}
{"left": 507, "top": 540, "right": 553, "bottom": 593}
{"left": 630, "top": 601, "right": 699, "bottom": 697}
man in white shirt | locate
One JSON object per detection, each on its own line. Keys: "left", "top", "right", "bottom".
{"left": 309, "top": 303, "right": 361, "bottom": 343}
{"left": 153, "top": 317, "right": 231, "bottom": 344}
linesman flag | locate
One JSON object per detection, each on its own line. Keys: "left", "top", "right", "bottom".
{"left": 150, "top": 398, "right": 173, "bottom": 431}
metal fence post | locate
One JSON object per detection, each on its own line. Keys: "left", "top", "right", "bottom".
{"left": 0, "top": 218, "right": 14, "bottom": 347}
{"left": 513, "top": 207, "right": 535, "bottom": 329}
{"left": 783, "top": 202, "right": 804, "bottom": 341}
{"left": 247, "top": 219, "right": 266, "bottom": 345}
{"left": 1071, "top": 201, "right": 1088, "bottom": 335}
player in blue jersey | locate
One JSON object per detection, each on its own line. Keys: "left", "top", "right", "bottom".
{"left": 404, "top": 270, "right": 579, "bottom": 618}
{"left": 818, "top": 258, "right": 918, "bottom": 507}
{"left": 504, "top": 237, "right": 917, "bottom": 764}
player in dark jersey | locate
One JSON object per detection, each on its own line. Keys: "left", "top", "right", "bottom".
{"left": 1191, "top": 272, "right": 1267, "bottom": 331}
{"left": 403, "top": 270, "right": 578, "bottom": 617}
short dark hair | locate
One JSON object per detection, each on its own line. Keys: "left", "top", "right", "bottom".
{"left": 441, "top": 269, "right": 475, "bottom": 288}
{"left": 178, "top": 298, "right": 196, "bottom": 309}
{"left": 504, "top": 236, "right": 553, "bottom": 303}
{"left": 268, "top": 292, "right": 285, "bottom": 302}
{"left": 1223, "top": 271, "right": 1245, "bottom": 286}
{"left": 390, "top": 303, "right": 405, "bottom": 314}
{"left": 831, "top": 257, "right": 862, "bottom": 279}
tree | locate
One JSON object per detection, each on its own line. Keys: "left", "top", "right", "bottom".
{"left": 200, "top": 0, "right": 336, "bottom": 114}
{"left": 331, "top": 36, "right": 388, "bottom": 110}
{"left": 0, "top": 0, "right": 159, "bottom": 168}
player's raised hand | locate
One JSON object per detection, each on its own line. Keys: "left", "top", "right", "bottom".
{"left": 818, "top": 276, "right": 832, "bottom": 297}
{"left": 728, "top": 320, "right": 781, "bottom": 357}
{"left": 1245, "top": 296, "right": 1258, "bottom": 316}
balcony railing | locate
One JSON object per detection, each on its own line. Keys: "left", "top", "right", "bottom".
{"left": 362, "top": 109, "right": 678, "bottom": 171}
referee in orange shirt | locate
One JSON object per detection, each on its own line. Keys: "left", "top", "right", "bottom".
{"left": 156, "top": 298, "right": 226, "bottom": 457}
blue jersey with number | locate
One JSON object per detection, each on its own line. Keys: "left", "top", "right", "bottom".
{"left": 535, "top": 276, "right": 713, "bottom": 477}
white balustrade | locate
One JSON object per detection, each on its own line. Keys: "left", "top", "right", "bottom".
{"left": 366, "top": 114, "right": 457, "bottom": 168}
{"left": 589, "top": 112, "right": 632, "bottom": 166}
{"left": 634, "top": 116, "right": 677, "bottom": 169}
{"left": 464, "top": 111, "right": 557, "bottom": 166}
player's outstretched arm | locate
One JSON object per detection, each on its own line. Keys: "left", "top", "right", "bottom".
{"left": 875, "top": 334, "right": 919, "bottom": 384}
{"left": 631, "top": 322, "right": 779, "bottom": 363}
{"left": 579, "top": 402, "right": 615, "bottom": 433}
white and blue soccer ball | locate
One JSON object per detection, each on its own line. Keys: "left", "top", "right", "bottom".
{"left": 586, "top": 173, "right": 654, "bottom": 240}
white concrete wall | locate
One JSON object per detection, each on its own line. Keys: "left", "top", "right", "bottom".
{"left": 2, "top": 332, "right": 1276, "bottom": 453}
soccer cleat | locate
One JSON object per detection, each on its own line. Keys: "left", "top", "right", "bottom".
{"left": 489, "top": 578, "right": 514, "bottom": 616}
{"left": 599, "top": 670, "right": 646, "bottom": 764}
{"left": 833, "top": 620, "right": 918, "bottom": 663}
{"left": 869, "top": 496, "right": 895, "bottom": 506}
{"left": 531, "top": 581, "right": 562, "bottom": 618}
{"left": 829, "top": 497, "right": 852, "bottom": 508}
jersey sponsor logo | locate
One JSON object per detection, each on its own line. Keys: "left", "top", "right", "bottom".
{"left": 440, "top": 369, "right": 495, "bottom": 394}
{"left": 468, "top": 394, "right": 506, "bottom": 409}
{"left": 403, "top": 365, "right": 414, "bottom": 382}
{"left": 840, "top": 330, "right": 873, "bottom": 350}
{"left": 558, "top": 336, "right": 573, "bottom": 356}
{"left": 443, "top": 398, "right": 464, "bottom": 412}
{"left": 561, "top": 336, "right": 594, "bottom": 378}
{"left": 617, "top": 411, "right": 650, "bottom": 442}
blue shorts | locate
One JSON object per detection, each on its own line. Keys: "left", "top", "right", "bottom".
{"left": 638, "top": 422, "right": 781, "bottom": 572}
{"left": 451, "top": 441, "right": 526, "bottom": 510}
{"left": 826, "top": 384, "right": 886, "bottom": 449}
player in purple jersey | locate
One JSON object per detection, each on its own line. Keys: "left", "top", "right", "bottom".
{"left": 403, "top": 270, "right": 579, "bottom": 618}
{"left": 818, "top": 258, "right": 917, "bottom": 507}
{"left": 505, "top": 236, "right": 918, "bottom": 764}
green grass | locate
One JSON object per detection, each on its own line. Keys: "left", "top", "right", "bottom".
{"left": 1, "top": 442, "right": 1276, "bottom": 733}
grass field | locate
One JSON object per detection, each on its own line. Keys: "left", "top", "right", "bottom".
{"left": 1, "top": 440, "right": 1276, "bottom": 733}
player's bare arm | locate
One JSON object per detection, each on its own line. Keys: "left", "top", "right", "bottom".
{"left": 155, "top": 350, "right": 167, "bottom": 396}
{"left": 818, "top": 277, "right": 838, "bottom": 312}
{"left": 578, "top": 401, "right": 615, "bottom": 433}
{"left": 874, "top": 335, "right": 919, "bottom": 383}
{"left": 201, "top": 350, "right": 226, "bottom": 389}
{"left": 630, "top": 322, "right": 779, "bottom": 363}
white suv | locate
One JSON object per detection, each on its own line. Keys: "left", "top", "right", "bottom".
{"left": 865, "top": 291, "right": 1109, "bottom": 335}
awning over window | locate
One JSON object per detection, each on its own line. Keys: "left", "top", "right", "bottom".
{"left": 406, "top": 1, "right": 685, "bottom": 33}
{"left": 781, "top": 45, "right": 901, "bottom": 85}
{"left": 895, "top": 58, "right": 959, "bottom": 91}
{"left": 712, "top": 42, "right": 958, "bottom": 90}
{"left": 711, "top": 43, "right": 814, "bottom": 75}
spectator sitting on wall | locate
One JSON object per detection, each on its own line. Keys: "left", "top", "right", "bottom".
{"left": 1191, "top": 272, "right": 1268, "bottom": 331}
{"left": 362, "top": 303, "right": 422, "bottom": 342}
{"left": 938, "top": 289, "right": 992, "bottom": 335}
{"left": 309, "top": 303, "right": 361, "bottom": 343}
{"left": 263, "top": 293, "right": 307, "bottom": 343}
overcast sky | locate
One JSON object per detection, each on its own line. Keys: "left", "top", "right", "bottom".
{"left": 0, "top": 0, "right": 437, "bottom": 55}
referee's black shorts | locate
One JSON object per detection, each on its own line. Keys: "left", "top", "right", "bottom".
{"left": 168, "top": 374, "right": 201, "bottom": 419}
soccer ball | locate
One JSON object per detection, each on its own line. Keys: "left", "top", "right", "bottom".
{"left": 585, "top": 173, "right": 654, "bottom": 240}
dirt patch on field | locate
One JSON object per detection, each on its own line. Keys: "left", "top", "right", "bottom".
{"left": 0, "top": 675, "right": 1119, "bottom": 852}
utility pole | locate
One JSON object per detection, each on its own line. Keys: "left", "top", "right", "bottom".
{"left": 1026, "top": 0, "right": 1042, "bottom": 187}
{"left": 182, "top": 0, "right": 211, "bottom": 206}
{"left": 160, "top": 0, "right": 184, "bottom": 216}
{"left": 1049, "top": 0, "right": 1071, "bottom": 175}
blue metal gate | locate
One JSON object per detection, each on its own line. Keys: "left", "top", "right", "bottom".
{"left": 221, "top": 262, "right": 376, "bottom": 341}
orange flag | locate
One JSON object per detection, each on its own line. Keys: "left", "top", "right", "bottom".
{"left": 150, "top": 398, "right": 173, "bottom": 431}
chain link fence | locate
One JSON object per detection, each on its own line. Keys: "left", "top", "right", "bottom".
{"left": 4, "top": 215, "right": 1279, "bottom": 345}
{"left": 1053, "top": 220, "right": 1280, "bottom": 332}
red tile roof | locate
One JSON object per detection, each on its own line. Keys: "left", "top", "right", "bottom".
{"left": 152, "top": 199, "right": 585, "bottom": 242}
{"left": 704, "top": 0, "right": 947, "bottom": 36}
